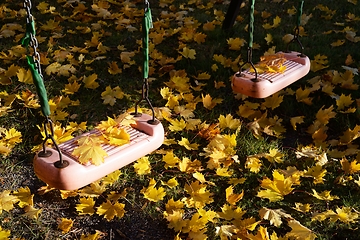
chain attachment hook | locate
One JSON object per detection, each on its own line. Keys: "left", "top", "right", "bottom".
{"left": 39, "top": 117, "right": 69, "bottom": 168}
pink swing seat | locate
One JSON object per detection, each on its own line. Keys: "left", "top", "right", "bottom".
{"left": 33, "top": 113, "right": 164, "bottom": 190}
{"left": 232, "top": 51, "right": 310, "bottom": 98}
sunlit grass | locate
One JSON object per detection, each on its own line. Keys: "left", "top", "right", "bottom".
{"left": 0, "top": 0, "right": 360, "bottom": 239}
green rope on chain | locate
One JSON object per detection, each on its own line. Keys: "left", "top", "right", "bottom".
{"left": 21, "top": 20, "right": 51, "bottom": 117}
{"left": 26, "top": 56, "right": 51, "bottom": 117}
{"left": 248, "top": 0, "right": 255, "bottom": 49}
{"left": 142, "top": 6, "right": 152, "bottom": 79}
{"left": 297, "top": 1, "right": 304, "bottom": 28}
{"left": 21, "top": 20, "right": 35, "bottom": 47}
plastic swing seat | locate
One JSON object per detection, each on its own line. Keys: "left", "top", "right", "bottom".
{"left": 33, "top": 113, "right": 164, "bottom": 190}
{"left": 232, "top": 51, "right": 310, "bottom": 98}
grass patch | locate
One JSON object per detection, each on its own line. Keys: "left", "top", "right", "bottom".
{"left": 1, "top": 0, "right": 360, "bottom": 239}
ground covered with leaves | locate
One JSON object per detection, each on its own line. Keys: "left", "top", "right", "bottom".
{"left": 1, "top": 0, "right": 360, "bottom": 239}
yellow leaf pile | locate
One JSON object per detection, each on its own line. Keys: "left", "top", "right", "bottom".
{"left": 1, "top": 0, "right": 360, "bottom": 239}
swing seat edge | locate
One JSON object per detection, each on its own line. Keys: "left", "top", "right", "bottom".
{"left": 33, "top": 113, "right": 164, "bottom": 190}
{"left": 232, "top": 51, "right": 310, "bottom": 98}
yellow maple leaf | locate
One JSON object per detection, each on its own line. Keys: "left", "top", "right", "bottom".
{"left": 225, "top": 186, "right": 244, "bottom": 205}
{"left": 198, "top": 123, "right": 220, "bottom": 140}
{"left": 96, "top": 200, "right": 125, "bottom": 221}
{"left": 264, "top": 148, "right": 284, "bottom": 163}
{"left": 16, "top": 90, "right": 40, "bottom": 109}
{"left": 311, "top": 189, "right": 339, "bottom": 201}
{"left": 227, "top": 37, "right": 246, "bottom": 50}
{"left": 72, "top": 136, "right": 108, "bottom": 165}
{"left": 17, "top": 68, "right": 33, "bottom": 84}
{"left": 12, "top": 186, "right": 33, "bottom": 208}
{"left": 251, "top": 53, "right": 287, "bottom": 74}
{"left": 161, "top": 177, "right": 179, "bottom": 188}
{"left": 79, "top": 182, "right": 107, "bottom": 198}
{"left": 259, "top": 207, "right": 289, "bottom": 227}
{"left": 165, "top": 198, "right": 184, "bottom": 214}
{"left": 295, "top": 87, "right": 313, "bottom": 105}
{"left": 216, "top": 167, "right": 233, "bottom": 177}
{"left": 83, "top": 73, "right": 99, "bottom": 89}
{"left": 0, "top": 226, "right": 11, "bottom": 239}
{"left": 0, "top": 190, "right": 18, "bottom": 214}
{"left": 328, "top": 207, "right": 359, "bottom": 224}
{"left": 311, "top": 54, "right": 329, "bottom": 72}
{"left": 106, "top": 127, "right": 130, "bottom": 146}
{"left": 162, "top": 151, "right": 180, "bottom": 169}
{"left": 203, "top": 21, "right": 216, "bottom": 31}
{"left": 133, "top": 156, "right": 151, "bottom": 175}
{"left": 178, "top": 137, "right": 199, "bottom": 150}
{"left": 80, "top": 230, "right": 103, "bottom": 240}
{"left": 182, "top": 181, "right": 214, "bottom": 209}
{"left": 336, "top": 93, "right": 354, "bottom": 110}
{"left": 262, "top": 93, "right": 283, "bottom": 110}
{"left": 285, "top": 220, "right": 317, "bottom": 240}
{"left": 62, "top": 80, "right": 81, "bottom": 95}
{"left": 76, "top": 197, "right": 95, "bottom": 215}
{"left": 193, "top": 72, "right": 211, "bottom": 80}
{"left": 340, "top": 157, "right": 360, "bottom": 174}
{"left": 141, "top": 178, "right": 166, "bottom": 202}
{"left": 339, "top": 125, "right": 360, "bottom": 145}
{"left": 293, "top": 202, "right": 311, "bottom": 213}
{"left": 101, "top": 170, "right": 121, "bottom": 186}
{"left": 245, "top": 156, "right": 262, "bottom": 173}
{"left": 168, "top": 118, "right": 187, "bottom": 132}
{"left": 3, "top": 127, "right": 22, "bottom": 146}
{"left": 265, "top": 33, "right": 273, "bottom": 45}
{"left": 290, "top": 116, "right": 305, "bottom": 130}
{"left": 120, "top": 51, "right": 135, "bottom": 65}
{"left": 303, "top": 165, "right": 327, "bottom": 184}
{"left": 179, "top": 47, "right": 196, "bottom": 59}
{"left": 194, "top": 32, "right": 207, "bottom": 44}
{"left": 202, "top": 94, "right": 222, "bottom": 110}
{"left": 330, "top": 39, "right": 345, "bottom": 47}
{"left": 257, "top": 170, "right": 295, "bottom": 202}
{"left": 58, "top": 218, "right": 74, "bottom": 233}
{"left": 218, "top": 114, "right": 241, "bottom": 130}
{"left": 218, "top": 204, "right": 246, "bottom": 222}
{"left": 108, "top": 61, "right": 122, "bottom": 75}
{"left": 164, "top": 210, "right": 187, "bottom": 232}
{"left": 23, "top": 205, "right": 42, "bottom": 220}
{"left": 316, "top": 105, "right": 336, "bottom": 125}
{"left": 40, "top": 19, "right": 61, "bottom": 31}
{"left": 192, "top": 172, "right": 215, "bottom": 186}
{"left": 263, "top": 16, "right": 281, "bottom": 29}
{"left": 215, "top": 225, "right": 237, "bottom": 239}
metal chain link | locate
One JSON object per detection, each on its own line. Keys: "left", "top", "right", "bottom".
{"left": 24, "top": 0, "right": 43, "bottom": 78}
{"left": 23, "top": 0, "right": 67, "bottom": 167}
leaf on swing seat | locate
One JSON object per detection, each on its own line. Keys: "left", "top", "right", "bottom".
{"left": 72, "top": 135, "right": 108, "bottom": 166}
{"left": 249, "top": 53, "right": 287, "bottom": 74}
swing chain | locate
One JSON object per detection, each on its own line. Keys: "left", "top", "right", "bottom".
{"left": 24, "top": 0, "right": 33, "bottom": 22}
{"left": 144, "top": 0, "right": 150, "bottom": 11}
{"left": 134, "top": 78, "right": 158, "bottom": 125}
{"left": 23, "top": 0, "right": 67, "bottom": 167}
{"left": 39, "top": 118, "right": 69, "bottom": 168}
{"left": 133, "top": 0, "right": 159, "bottom": 125}
{"left": 24, "top": 0, "right": 43, "bottom": 78}
{"left": 286, "top": 0, "right": 305, "bottom": 57}
{"left": 237, "top": 0, "right": 258, "bottom": 82}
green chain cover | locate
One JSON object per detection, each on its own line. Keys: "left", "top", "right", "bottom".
{"left": 26, "top": 56, "right": 51, "bottom": 117}
{"left": 142, "top": 8, "right": 152, "bottom": 79}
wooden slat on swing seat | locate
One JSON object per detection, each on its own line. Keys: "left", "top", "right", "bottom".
{"left": 232, "top": 51, "right": 310, "bottom": 98}
{"left": 33, "top": 113, "right": 164, "bottom": 190}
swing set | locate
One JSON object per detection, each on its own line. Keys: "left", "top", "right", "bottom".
{"left": 22, "top": 0, "right": 164, "bottom": 190}
{"left": 22, "top": 0, "right": 309, "bottom": 190}
{"left": 226, "top": 0, "right": 310, "bottom": 98}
